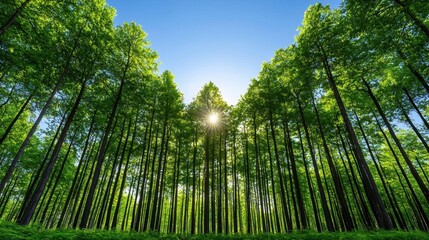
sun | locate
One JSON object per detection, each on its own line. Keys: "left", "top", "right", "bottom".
{"left": 208, "top": 112, "right": 219, "bottom": 125}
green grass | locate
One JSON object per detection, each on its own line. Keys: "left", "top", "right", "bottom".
{"left": 0, "top": 221, "right": 428, "bottom": 240}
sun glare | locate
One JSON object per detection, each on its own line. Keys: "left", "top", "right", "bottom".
{"left": 208, "top": 112, "right": 219, "bottom": 125}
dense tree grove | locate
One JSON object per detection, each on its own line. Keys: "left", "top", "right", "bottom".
{"left": 0, "top": 0, "right": 428, "bottom": 234}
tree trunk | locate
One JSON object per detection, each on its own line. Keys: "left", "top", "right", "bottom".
{"left": 283, "top": 118, "right": 307, "bottom": 230}
{"left": 244, "top": 127, "right": 252, "bottom": 234}
{"left": 354, "top": 116, "right": 406, "bottom": 229}
{"left": 95, "top": 127, "right": 124, "bottom": 229}
{"left": 375, "top": 115, "right": 429, "bottom": 229}
{"left": 318, "top": 43, "right": 392, "bottom": 229}
{"left": 17, "top": 80, "right": 86, "bottom": 225}
{"left": 0, "top": 0, "right": 32, "bottom": 36}
{"left": 363, "top": 78, "right": 429, "bottom": 204}
{"left": 142, "top": 129, "right": 159, "bottom": 231}
{"left": 403, "top": 87, "right": 429, "bottom": 130}
{"left": 396, "top": 51, "right": 429, "bottom": 94}
{"left": 79, "top": 54, "right": 128, "bottom": 228}
{"left": 400, "top": 106, "right": 429, "bottom": 154}
{"left": 0, "top": 27, "right": 80, "bottom": 195}
{"left": 265, "top": 125, "right": 281, "bottom": 233}
{"left": 393, "top": 0, "right": 429, "bottom": 39}
{"left": 190, "top": 128, "right": 198, "bottom": 234}
{"left": 57, "top": 110, "right": 97, "bottom": 228}
{"left": 150, "top": 118, "right": 168, "bottom": 230}
{"left": 296, "top": 93, "right": 334, "bottom": 231}
{"left": 297, "top": 124, "right": 321, "bottom": 231}
{"left": 223, "top": 132, "right": 229, "bottom": 234}
{"left": 217, "top": 134, "right": 223, "bottom": 233}
{"left": 0, "top": 93, "right": 32, "bottom": 146}
{"left": 337, "top": 126, "right": 375, "bottom": 229}
{"left": 39, "top": 133, "right": 76, "bottom": 224}
{"left": 132, "top": 110, "right": 153, "bottom": 231}
{"left": 252, "top": 114, "right": 266, "bottom": 232}
{"left": 312, "top": 98, "right": 354, "bottom": 231}
{"left": 203, "top": 128, "right": 210, "bottom": 233}
{"left": 268, "top": 110, "right": 291, "bottom": 232}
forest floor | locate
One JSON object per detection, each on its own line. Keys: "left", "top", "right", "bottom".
{"left": 1, "top": 221, "right": 428, "bottom": 240}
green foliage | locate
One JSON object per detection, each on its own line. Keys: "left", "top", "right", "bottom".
{"left": 1, "top": 0, "right": 429, "bottom": 235}
{"left": 0, "top": 222, "right": 428, "bottom": 240}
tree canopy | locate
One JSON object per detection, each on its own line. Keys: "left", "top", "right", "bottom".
{"left": 0, "top": 0, "right": 428, "bottom": 234}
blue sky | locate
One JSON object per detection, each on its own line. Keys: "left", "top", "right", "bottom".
{"left": 106, "top": 0, "right": 342, "bottom": 105}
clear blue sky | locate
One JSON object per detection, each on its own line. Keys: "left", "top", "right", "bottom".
{"left": 106, "top": 0, "right": 342, "bottom": 105}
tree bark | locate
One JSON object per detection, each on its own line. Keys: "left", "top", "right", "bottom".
{"left": 393, "top": 0, "right": 429, "bottom": 39}
{"left": 283, "top": 119, "right": 307, "bottom": 230}
{"left": 318, "top": 43, "right": 393, "bottom": 229}
{"left": 312, "top": 97, "right": 354, "bottom": 231}
{"left": 57, "top": 110, "right": 97, "bottom": 228}
{"left": 79, "top": 45, "right": 130, "bottom": 228}
{"left": 0, "top": 93, "right": 33, "bottom": 147}
{"left": 403, "top": 87, "right": 429, "bottom": 130}
{"left": 296, "top": 93, "right": 334, "bottom": 231}
{"left": 0, "top": 0, "right": 32, "bottom": 36}
{"left": 0, "top": 26, "right": 80, "bottom": 195}
{"left": 363, "top": 78, "right": 429, "bottom": 204}
{"left": 17, "top": 80, "right": 86, "bottom": 225}
{"left": 297, "top": 124, "right": 321, "bottom": 231}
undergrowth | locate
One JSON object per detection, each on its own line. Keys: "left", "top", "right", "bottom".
{"left": 1, "top": 221, "right": 428, "bottom": 240}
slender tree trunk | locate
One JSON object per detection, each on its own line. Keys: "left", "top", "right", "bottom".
{"left": 363, "top": 78, "right": 429, "bottom": 204}
{"left": 359, "top": 137, "right": 406, "bottom": 230}
{"left": 182, "top": 153, "right": 189, "bottom": 233}
{"left": 104, "top": 118, "right": 132, "bottom": 229}
{"left": 79, "top": 63, "right": 128, "bottom": 228}
{"left": 318, "top": 43, "right": 393, "bottom": 229}
{"left": 0, "top": 0, "right": 32, "bottom": 36}
{"left": 283, "top": 118, "right": 307, "bottom": 230}
{"left": 72, "top": 139, "right": 99, "bottom": 228}
{"left": 337, "top": 124, "right": 374, "bottom": 229}
{"left": 121, "top": 175, "right": 136, "bottom": 230}
{"left": 252, "top": 114, "right": 266, "bottom": 232}
{"left": 150, "top": 118, "right": 168, "bottom": 230}
{"left": 393, "top": 0, "right": 429, "bottom": 39}
{"left": 374, "top": 115, "right": 429, "bottom": 229}
{"left": 396, "top": 51, "right": 429, "bottom": 94}
{"left": 203, "top": 129, "right": 210, "bottom": 233}
{"left": 265, "top": 125, "right": 281, "bottom": 233}
{"left": 155, "top": 130, "right": 170, "bottom": 231}
{"left": 312, "top": 98, "right": 354, "bottom": 231}
{"left": 132, "top": 110, "right": 153, "bottom": 231}
{"left": 232, "top": 130, "right": 238, "bottom": 233}
{"left": 223, "top": 132, "right": 229, "bottom": 234}
{"left": 403, "top": 87, "right": 429, "bottom": 130}
{"left": 17, "top": 110, "right": 67, "bottom": 221}
{"left": 296, "top": 93, "right": 334, "bottom": 231}
{"left": 57, "top": 110, "right": 97, "bottom": 228}
{"left": 244, "top": 127, "right": 252, "bottom": 234}
{"left": 39, "top": 133, "right": 76, "bottom": 224}
{"left": 142, "top": 129, "right": 159, "bottom": 231}
{"left": 217, "top": 134, "right": 223, "bottom": 233}
{"left": 400, "top": 106, "right": 429, "bottom": 153}
{"left": 0, "top": 79, "right": 60, "bottom": 196}
{"left": 17, "top": 80, "right": 86, "bottom": 225}
{"left": 0, "top": 28, "right": 80, "bottom": 195}
{"left": 96, "top": 130, "right": 124, "bottom": 229}
{"left": 191, "top": 128, "right": 198, "bottom": 234}
{"left": 297, "top": 124, "right": 321, "bottom": 231}
{"left": 268, "top": 110, "right": 291, "bottom": 232}
{"left": 0, "top": 93, "right": 32, "bottom": 146}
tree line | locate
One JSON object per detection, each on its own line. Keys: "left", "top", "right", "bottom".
{"left": 0, "top": 0, "right": 428, "bottom": 234}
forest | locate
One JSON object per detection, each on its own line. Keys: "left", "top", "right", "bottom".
{"left": 0, "top": 0, "right": 429, "bottom": 239}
